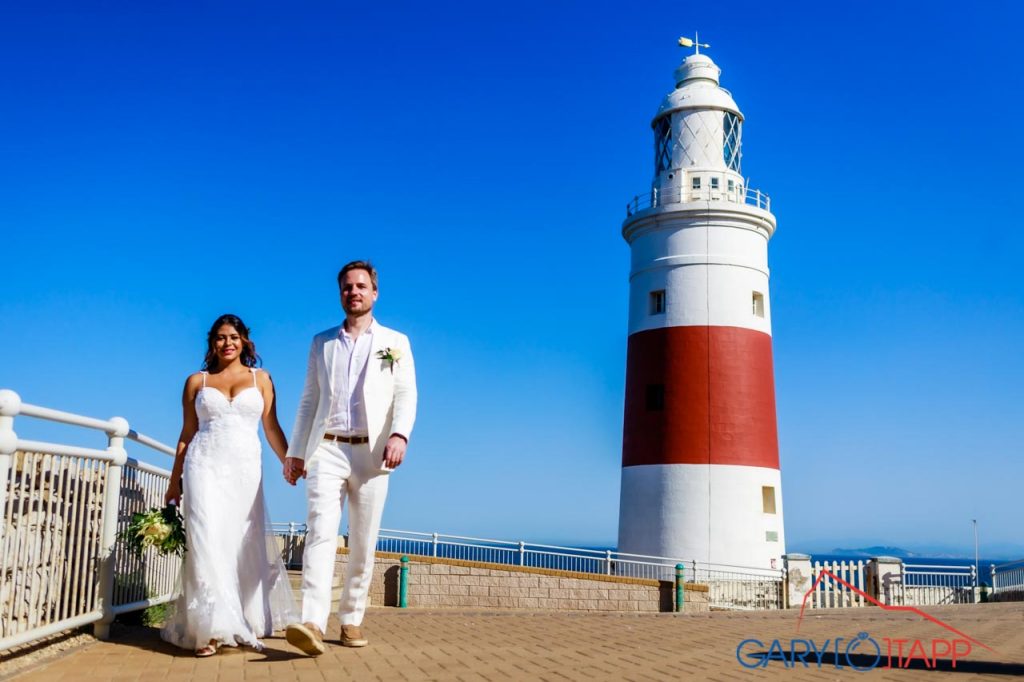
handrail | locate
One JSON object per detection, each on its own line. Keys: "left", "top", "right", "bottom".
{"left": 0, "top": 389, "right": 178, "bottom": 651}
{"left": 128, "top": 430, "right": 175, "bottom": 457}
{"left": 270, "top": 523, "right": 785, "bottom": 582}
{"left": 16, "top": 402, "right": 121, "bottom": 433}
{"left": 625, "top": 183, "right": 771, "bottom": 217}
{"left": 992, "top": 558, "right": 1024, "bottom": 571}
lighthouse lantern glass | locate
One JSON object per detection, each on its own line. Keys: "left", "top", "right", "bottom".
{"left": 654, "top": 116, "right": 672, "bottom": 173}
{"left": 723, "top": 112, "right": 742, "bottom": 171}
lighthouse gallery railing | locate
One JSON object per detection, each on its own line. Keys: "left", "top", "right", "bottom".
{"left": 626, "top": 183, "right": 771, "bottom": 217}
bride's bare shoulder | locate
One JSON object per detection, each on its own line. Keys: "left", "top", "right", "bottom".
{"left": 183, "top": 372, "right": 206, "bottom": 392}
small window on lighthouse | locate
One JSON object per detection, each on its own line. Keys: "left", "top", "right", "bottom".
{"left": 649, "top": 290, "right": 666, "bottom": 315}
{"left": 752, "top": 291, "right": 765, "bottom": 318}
{"left": 710, "top": 177, "right": 719, "bottom": 190}
{"left": 762, "top": 486, "right": 777, "bottom": 514}
{"left": 691, "top": 176, "right": 701, "bottom": 190}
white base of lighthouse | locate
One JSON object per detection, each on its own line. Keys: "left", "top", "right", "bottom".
{"left": 617, "top": 464, "right": 785, "bottom": 568}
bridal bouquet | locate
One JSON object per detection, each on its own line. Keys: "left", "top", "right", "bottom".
{"left": 120, "top": 504, "right": 187, "bottom": 557}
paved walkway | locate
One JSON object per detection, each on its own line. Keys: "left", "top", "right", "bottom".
{"left": 11, "top": 602, "right": 1024, "bottom": 681}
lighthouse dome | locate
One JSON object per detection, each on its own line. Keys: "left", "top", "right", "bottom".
{"left": 654, "top": 54, "right": 742, "bottom": 124}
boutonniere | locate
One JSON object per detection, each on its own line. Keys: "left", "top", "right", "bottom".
{"left": 376, "top": 347, "right": 402, "bottom": 374}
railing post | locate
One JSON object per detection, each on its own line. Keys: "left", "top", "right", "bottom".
{"left": 519, "top": 541, "right": 525, "bottom": 566}
{"left": 605, "top": 549, "right": 612, "bottom": 576}
{"left": 675, "top": 563, "right": 685, "bottom": 612}
{"left": 990, "top": 564, "right": 997, "bottom": 595}
{"left": 0, "top": 390, "right": 21, "bottom": 521}
{"left": 399, "top": 556, "right": 409, "bottom": 608}
{"left": 432, "top": 532, "right": 439, "bottom": 558}
{"left": 93, "top": 416, "right": 129, "bottom": 640}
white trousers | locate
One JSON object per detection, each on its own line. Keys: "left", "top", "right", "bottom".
{"left": 301, "top": 441, "right": 389, "bottom": 631}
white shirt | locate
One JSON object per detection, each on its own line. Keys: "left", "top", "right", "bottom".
{"left": 325, "top": 319, "right": 375, "bottom": 435}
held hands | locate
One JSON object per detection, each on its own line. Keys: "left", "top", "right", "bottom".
{"left": 283, "top": 456, "right": 305, "bottom": 485}
{"left": 383, "top": 434, "right": 408, "bottom": 469}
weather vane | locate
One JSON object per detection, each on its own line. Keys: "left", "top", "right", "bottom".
{"left": 678, "top": 32, "right": 710, "bottom": 55}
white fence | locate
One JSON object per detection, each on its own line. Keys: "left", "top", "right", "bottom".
{"left": 903, "top": 564, "right": 976, "bottom": 606}
{"left": 691, "top": 561, "right": 785, "bottom": 610}
{"left": 373, "top": 528, "right": 784, "bottom": 610}
{"left": 803, "top": 559, "right": 867, "bottom": 609}
{"left": 0, "top": 390, "right": 176, "bottom": 652}
{"left": 991, "top": 559, "right": 1024, "bottom": 599}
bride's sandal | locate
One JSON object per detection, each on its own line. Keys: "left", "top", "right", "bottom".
{"left": 195, "top": 640, "right": 220, "bottom": 657}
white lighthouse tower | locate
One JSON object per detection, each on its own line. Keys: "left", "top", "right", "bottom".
{"left": 617, "top": 38, "right": 785, "bottom": 569}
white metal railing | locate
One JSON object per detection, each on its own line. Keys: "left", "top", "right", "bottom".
{"left": 270, "top": 522, "right": 307, "bottom": 568}
{"left": 992, "top": 559, "right": 1024, "bottom": 597}
{"left": 903, "top": 564, "right": 976, "bottom": 606}
{"left": 368, "top": 528, "right": 784, "bottom": 609}
{"left": 268, "top": 520, "right": 786, "bottom": 606}
{"left": 271, "top": 525, "right": 785, "bottom": 609}
{"left": 806, "top": 559, "right": 867, "bottom": 609}
{"left": 0, "top": 389, "right": 176, "bottom": 652}
{"left": 625, "top": 183, "right": 771, "bottom": 217}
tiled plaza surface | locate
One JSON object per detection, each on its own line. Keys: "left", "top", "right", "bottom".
{"left": 11, "top": 602, "right": 1024, "bottom": 681}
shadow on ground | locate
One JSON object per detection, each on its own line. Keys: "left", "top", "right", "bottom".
{"left": 108, "top": 624, "right": 305, "bottom": 662}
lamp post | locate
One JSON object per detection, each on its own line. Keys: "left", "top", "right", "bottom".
{"left": 973, "top": 519, "right": 979, "bottom": 587}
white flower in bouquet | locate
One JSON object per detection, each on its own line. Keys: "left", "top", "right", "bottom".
{"left": 121, "top": 505, "right": 187, "bottom": 557}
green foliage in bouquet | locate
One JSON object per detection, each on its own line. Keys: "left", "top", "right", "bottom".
{"left": 120, "top": 504, "right": 187, "bottom": 557}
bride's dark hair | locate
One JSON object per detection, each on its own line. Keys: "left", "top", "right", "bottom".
{"left": 202, "top": 314, "right": 262, "bottom": 370}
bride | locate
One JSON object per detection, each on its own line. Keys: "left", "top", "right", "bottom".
{"left": 162, "top": 314, "right": 297, "bottom": 656}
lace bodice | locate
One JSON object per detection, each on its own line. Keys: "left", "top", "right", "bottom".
{"left": 195, "top": 385, "right": 264, "bottom": 429}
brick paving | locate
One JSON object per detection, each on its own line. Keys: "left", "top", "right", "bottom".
{"left": 10, "top": 602, "right": 1024, "bottom": 681}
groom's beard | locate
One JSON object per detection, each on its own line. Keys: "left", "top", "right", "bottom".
{"left": 344, "top": 304, "right": 373, "bottom": 318}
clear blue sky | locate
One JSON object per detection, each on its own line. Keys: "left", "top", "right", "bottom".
{"left": 2, "top": 1, "right": 1022, "bottom": 556}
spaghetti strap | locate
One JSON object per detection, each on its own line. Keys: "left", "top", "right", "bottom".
{"left": 201, "top": 371, "right": 207, "bottom": 388}
{"left": 251, "top": 368, "right": 259, "bottom": 387}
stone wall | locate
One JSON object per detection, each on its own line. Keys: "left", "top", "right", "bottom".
{"left": 335, "top": 550, "right": 709, "bottom": 614}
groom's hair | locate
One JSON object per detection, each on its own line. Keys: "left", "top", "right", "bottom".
{"left": 338, "top": 260, "right": 378, "bottom": 291}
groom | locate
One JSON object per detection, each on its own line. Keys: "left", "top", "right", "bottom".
{"left": 283, "top": 260, "right": 417, "bottom": 654}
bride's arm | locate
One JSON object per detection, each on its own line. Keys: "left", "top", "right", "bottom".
{"left": 258, "top": 370, "right": 290, "bottom": 465}
{"left": 165, "top": 374, "right": 201, "bottom": 505}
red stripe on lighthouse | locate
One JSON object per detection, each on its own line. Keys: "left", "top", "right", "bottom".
{"left": 622, "top": 326, "right": 779, "bottom": 468}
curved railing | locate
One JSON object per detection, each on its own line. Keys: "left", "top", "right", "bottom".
{"left": 625, "top": 184, "right": 770, "bottom": 217}
{"left": 0, "top": 389, "right": 177, "bottom": 652}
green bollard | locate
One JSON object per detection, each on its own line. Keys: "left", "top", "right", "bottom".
{"left": 399, "top": 556, "right": 410, "bottom": 608}
{"left": 675, "top": 563, "right": 685, "bottom": 612}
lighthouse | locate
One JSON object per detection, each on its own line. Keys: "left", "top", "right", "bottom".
{"left": 617, "top": 39, "right": 785, "bottom": 569}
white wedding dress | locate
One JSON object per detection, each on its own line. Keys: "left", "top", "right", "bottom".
{"left": 161, "top": 369, "right": 297, "bottom": 651}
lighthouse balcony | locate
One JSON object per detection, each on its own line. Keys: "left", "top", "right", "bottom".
{"left": 625, "top": 184, "right": 770, "bottom": 217}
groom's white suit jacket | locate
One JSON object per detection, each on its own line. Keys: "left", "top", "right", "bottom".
{"left": 288, "top": 320, "right": 417, "bottom": 468}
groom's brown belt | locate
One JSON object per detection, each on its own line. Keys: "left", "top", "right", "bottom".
{"left": 323, "top": 433, "right": 369, "bottom": 445}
